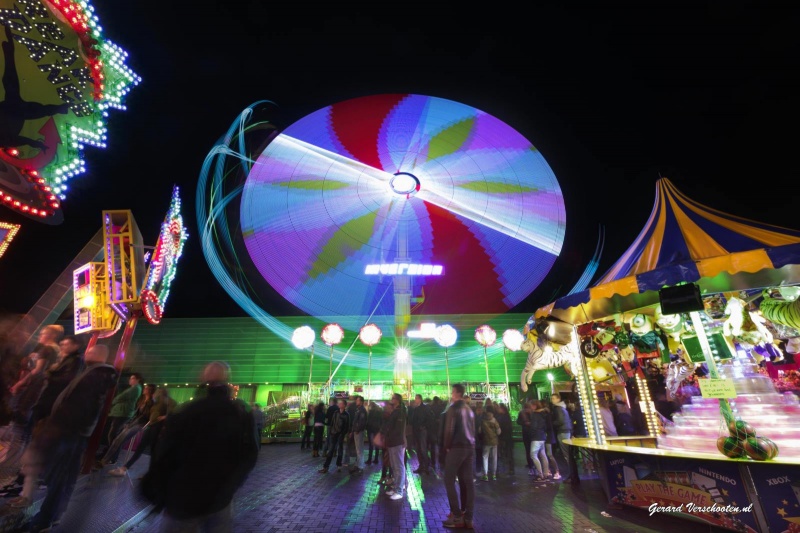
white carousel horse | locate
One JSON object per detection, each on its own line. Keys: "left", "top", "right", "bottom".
{"left": 520, "top": 331, "right": 577, "bottom": 392}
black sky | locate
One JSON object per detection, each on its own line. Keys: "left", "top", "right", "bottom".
{"left": 1, "top": 3, "right": 799, "bottom": 320}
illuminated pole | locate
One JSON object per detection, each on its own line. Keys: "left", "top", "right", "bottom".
{"left": 475, "top": 325, "right": 497, "bottom": 395}
{"left": 359, "top": 324, "right": 382, "bottom": 398}
{"left": 436, "top": 325, "right": 458, "bottom": 390}
{"left": 502, "top": 329, "right": 524, "bottom": 405}
{"left": 321, "top": 323, "right": 344, "bottom": 397}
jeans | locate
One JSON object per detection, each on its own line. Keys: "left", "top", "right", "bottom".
{"left": 414, "top": 427, "right": 429, "bottom": 471}
{"left": 544, "top": 443, "right": 558, "bottom": 474}
{"left": 444, "top": 447, "right": 474, "bottom": 521}
{"left": 530, "top": 440, "right": 550, "bottom": 477}
{"left": 160, "top": 503, "right": 232, "bottom": 533}
{"left": 387, "top": 444, "right": 406, "bottom": 496}
{"left": 367, "top": 429, "right": 380, "bottom": 461}
{"left": 301, "top": 425, "right": 313, "bottom": 449}
{"left": 125, "top": 423, "right": 159, "bottom": 469}
{"left": 522, "top": 434, "right": 534, "bottom": 469}
{"left": 29, "top": 435, "right": 87, "bottom": 531}
{"left": 556, "top": 431, "right": 571, "bottom": 473}
{"left": 353, "top": 430, "right": 365, "bottom": 469}
{"left": 313, "top": 425, "right": 324, "bottom": 452}
{"left": 101, "top": 422, "right": 144, "bottom": 464}
{"left": 103, "top": 416, "right": 128, "bottom": 450}
{"left": 323, "top": 432, "right": 345, "bottom": 468}
{"left": 500, "top": 437, "right": 514, "bottom": 474}
{"left": 482, "top": 445, "right": 497, "bottom": 476}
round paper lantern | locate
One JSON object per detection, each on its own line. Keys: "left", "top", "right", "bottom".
{"left": 502, "top": 329, "right": 524, "bottom": 351}
{"left": 435, "top": 324, "right": 458, "bottom": 348}
{"left": 321, "top": 323, "right": 345, "bottom": 346}
{"left": 359, "top": 323, "right": 382, "bottom": 347}
{"left": 291, "top": 325, "right": 315, "bottom": 350}
{"left": 475, "top": 325, "right": 497, "bottom": 347}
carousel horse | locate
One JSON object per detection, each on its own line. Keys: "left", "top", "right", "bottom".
{"left": 723, "top": 296, "right": 771, "bottom": 346}
{"left": 665, "top": 360, "right": 692, "bottom": 399}
{"left": 520, "top": 329, "right": 577, "bottom": 392}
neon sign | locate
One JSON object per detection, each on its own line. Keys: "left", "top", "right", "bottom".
{"left": 141, "top": 186, "right": 188, "bottom": 325}
{"left": 0, "top": 221, "right": 20, "bottom": 258}
{"left": 364, "top": 264, "right": 443, "bottom": 276}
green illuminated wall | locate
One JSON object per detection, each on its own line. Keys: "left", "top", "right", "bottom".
{"left": 121, "top": 314, "right": 570, "bottom": 388}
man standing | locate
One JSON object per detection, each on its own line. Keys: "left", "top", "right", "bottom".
{"left": 549, "top": 393, "right": 572, "bottom": 473}
{"left": 252, "top": 403, "right": 265, "bottom": 449}
{"left": 26, "top": 344, "right": 117, "bottom": 532}
{"left": 322, "top": 397, "right": 338, "bottom": 456}
{"left": 100, "top": 373, "right": 142, "bottom": 457}
{"left": 365, "top": 401, "right": 383, "bottom": 465}
{"left": 442, "top": 383, "right": 476, "bottom": 529}
{"left": 141, "top": 361, "right": 258, "bottom": 531}
{"left": 318, "top": 399, "right": 350, "bottom": 473}
{"left": 384, "top": 393, "right": 407, "bottom": 501}
{"left": 411, "top": 394, "right": 433, "bottom": 475}
{"left": 349, "top": 395, "right": 367, "bottom": 474}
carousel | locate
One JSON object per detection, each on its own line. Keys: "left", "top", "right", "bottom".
{"left": 526, "top": 178, "right": 800, "bottom": 533}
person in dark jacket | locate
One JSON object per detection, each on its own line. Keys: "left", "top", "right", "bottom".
{"left": 323, "top": 397, "right": 338, "bottom": 455}
{"left": 529, "top": 401, "right": 551, "bottom": 480}
{"left": 428, "top": 396, "right": 444, "bottom": 472}
{"left": 410, "top": 394, "right": 434, "bottom": 475}
{"left": 495, "top": 403, "right": 514, "bottom": 475}
{"left": 365, "top": 401, "right": 383, "bottom": 464}
{"left": 140, "top": 361, "right": 258, "bottom": 531}
{"left": 383, "top": 393, "right": 407, "bottom": 500}
{"left": 349, "top": 395, "right": 368, "bottom": 473}
{"left": 516, "top": 401, "right": 535, "bottom": 474}
{"left": 300, "top": 403, "right": 314, "bottom": 451}
{"left": 441, "top": 384, "right": 476, "bottom": 529}
{"left": 318, "top": 399, "right": 350, "bottom": 473}
{"left": 312, "top": 401, "right": 326, "bottom": 457}
{"left": 98, "top": 383, "right": 156, "bottom": 467}
{"left": 24, "top": 344, "right": 117, "bottom": 532}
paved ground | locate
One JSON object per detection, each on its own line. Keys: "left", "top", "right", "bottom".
{"left": 0, "top": 435, "right": 730, "bottom": 533}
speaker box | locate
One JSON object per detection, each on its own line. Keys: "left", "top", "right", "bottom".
{"left": 658, "top": 283, "right": 704, "bottom": 315}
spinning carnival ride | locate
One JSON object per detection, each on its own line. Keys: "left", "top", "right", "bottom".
{"left": 199, "top": 94, "right": 567, "bottom": 376}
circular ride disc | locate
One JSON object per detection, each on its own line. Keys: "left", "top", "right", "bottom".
{"left": 240, "top": 94, "right": 566, "bottom": 320}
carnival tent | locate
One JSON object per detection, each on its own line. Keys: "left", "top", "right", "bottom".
{"left": 536, "top": 178, "right": 800, "bottom": 325}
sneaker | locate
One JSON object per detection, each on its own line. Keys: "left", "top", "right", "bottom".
{"left": 443, "top": 514, "right": 465, "bottom": 528}
{"left": 553, "top": 472, "right": 561, "bottom": 480}
{"left": 389, "top": 492, "right": 403, "bottom": 500}
{"left": 108, "top": 466, "right": 127, "bottom": 477}
{"left": 385, "top": 489, "right": 395, "bottom": 496}
{"left": 464, "top": 518, "right": 474, "bottom": 529}
{"left": 318, "top": 468, "right": 328, "bottom": 473}
{"left": 481, "top": 475, "right": 489, "bottom": 481}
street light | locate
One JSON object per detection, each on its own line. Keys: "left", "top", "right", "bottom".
{"left": 359, "top": 323, "right": 382, "bottom": 398}
{"left": 502, "top": 329, "right": 524, "bottom": 404}
{"left": 292, "top": 326, "right": 316, "bottom": 394}
{"left": 435, "top": 324, "right": 458, "bottom": 389}
{"left": 321, "top": 323, "right": 344, "bottom": 395}
{"left": 475, "top": 325, "right": 497, "bottom": 395}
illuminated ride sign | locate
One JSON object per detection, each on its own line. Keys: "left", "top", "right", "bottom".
{"left": 364, "top": 264, "right": 443, "bottom": 276}
{"left": 0, "top": 0, "right": 140, "bottom": 223}
{"left": 140, "top": 186, "right": 188, "bottom": 325}
{"left": 72, "top": 262, "right": 118, "bottom": 334}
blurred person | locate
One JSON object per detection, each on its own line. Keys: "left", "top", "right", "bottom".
{"left": 343, "top": 398, "right": 358, "bottom": 470}
{"left": 537, "top": 401, "right": 560, "bottom": 480}
{"left": 365, "top": 401, "right": 383, "bottom": 465}
{"left": 17, "top": 344, "right": 116, "bottom": 531}
{"left": 252, "top": 403, "right": 265, "bottom": 449}
{"left": 98, "top": 373, "right": 143, "bottom": 458}
{"left": 377, "top": 401, "right": 394, "bottom": 485}
{"left": 410, "top": 393, "right": 434, "bottom": 475}
{"left": 300, "top": 403, "right": 313, "bottom": 451}
{"left": 8, "top": 325, "right": 61, "bottom": 436}
{"left": 349, "top": 395, "right": 367, "bottom": 474}
{"left": 384, "top": 393, "right": 407, "bottom": 501}
{"left": 564, "top": 400, "right": 584, "bottom": 486}
{"left": 480, "top": 405, "right": 501, "bottom": 481}
{"left": 516, "top": 401, "right": 535, "bottom": 474}
{"left": 428, "top": 396, "right": 445, "bottom": 472}
{"left": 97, "top": 384, "right": 156, "bottom": 467}
{"left": 322, "top": 397, "right": 337, "bottom": 455}
{"left": 441, "top": 383, "right": 476, "bottom": 529}
{"left": 614, "top": 398, "right": 636, "bottom": 436}
{"left": 549, "top": 392, "right": 572, "bottom": 470}
{"left": 318, "top": 399, "right": 349, "bottom": 474}
{"left": 528, "top": 400, "right": 550, "bottom": 481}
{"left": 108, "top": 387, "right": 177, "bottom": 477}
{"left": 598, "top": 397, "right": 618, "bottom": 436}
{"left": 140, "top": 361, "right": 258, "bottom": 532}
{"left": 494, "top": 403, "right": 514, "bottom": 476}
{"left": 473, "top": 403, "right": 484, "bottom": 476}
{"left": 312, "top": 401, "right": 325, "bottom": 457}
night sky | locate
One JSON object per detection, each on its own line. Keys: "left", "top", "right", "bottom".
{"left": 1, "top": 3, "right": 799, "bottom": 321}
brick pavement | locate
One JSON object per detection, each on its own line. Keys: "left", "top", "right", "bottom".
{"left": 0, "top": 433, "right": 728, "bottom": 532}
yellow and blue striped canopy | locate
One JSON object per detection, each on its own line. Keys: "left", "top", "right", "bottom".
{"left": 537, "top": 178, "right": 800, "bottom": 324}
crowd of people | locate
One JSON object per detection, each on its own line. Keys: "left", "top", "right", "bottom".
{"left": 0, "top": 324, "right": 260, "bottom": 532}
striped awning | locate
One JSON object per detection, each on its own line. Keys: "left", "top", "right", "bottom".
{"left": 536, "top": 178, "right": 800, "bottom": 324}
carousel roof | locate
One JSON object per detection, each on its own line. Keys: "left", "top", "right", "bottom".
{"left": 536, "top": 178, "right": 800, "bottom": 324}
